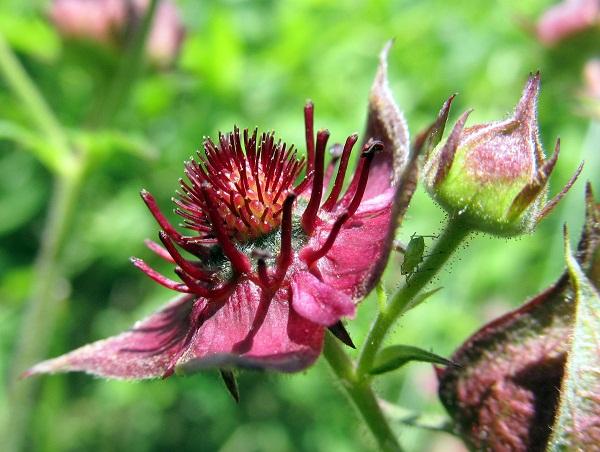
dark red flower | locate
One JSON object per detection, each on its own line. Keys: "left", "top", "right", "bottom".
{"left": 26, "top": 44, "right": 416, "bottom": 380}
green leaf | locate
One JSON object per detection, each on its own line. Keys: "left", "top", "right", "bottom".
{"left": 0, "top": 15, "right": 60, "bottom": 62}
{"left": 369, "top": 344, "right": 453, "bottom": 375}
{"left": 0, "top": 120, "right": 64, "bottom": 172}
{"left": 404, "top": 286, "right": 443, "bottom": 312}
{"left": 547, "top": 229, "right": 600, "bottom": 451}
{"left": 72, "top": 129, "right": 158, "bottom": 161}
{"left": 379, "top": 399, "right": 455, "bottom": 433}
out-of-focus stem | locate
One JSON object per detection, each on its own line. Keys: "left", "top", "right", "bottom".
{"left": 0, "top": 33, "right": 75, "bottom": 174}
{"left": 356, "top": 219, "right": 471, "bottom": 377}
{"left": 90, "top": 0, "right": 159, "bottom": 127}
{"left": 1, "top": 2, "right": 159, "bottom": 450}
{"left": 5, "top": 168, "right": 84, "bottom": 452}
{"left": 323, "top": 334, "right": 404, "bottom": 452}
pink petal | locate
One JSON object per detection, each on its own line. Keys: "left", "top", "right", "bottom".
{"left": 174, "top": 279, "right": 324, "bottom": 374}
{"left": 27, "top": 280, "right": 325, "bottom": 379}
{"left": 310, "top": 43, "right": 414, "bottom": 303}
{"left": 289, "top": 270, "right": 355, "bottom": 326}
{"left": 25, "top": 294, "right": 197, "bottom": 379}
{"left": 536, "top": 0, "right": 599, "bottom": 46}
{"left": 315, "top": 189, "right": 396, "bottom": 301}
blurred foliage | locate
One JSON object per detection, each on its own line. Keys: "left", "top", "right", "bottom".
{"left": 0, "top": 0, "right": 598, "bottom": 451}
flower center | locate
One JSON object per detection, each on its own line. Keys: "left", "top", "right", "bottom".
{"left": 176, "top": 128, "right": 304, "bottom": 243}
{"left": 136, "top": 102, "right": 382, "bottom": 303}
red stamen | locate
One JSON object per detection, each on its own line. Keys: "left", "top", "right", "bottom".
{"left": 294, "top": 170, "right": 312, "bottom": 195}
{"left": 269, "top": 144, "right": 287, "bottom": 193}
{"left": 323, "top": 144, "right": 341, "bottom": 188}
{"left": 141, "top": 190, "right": 184, "bottom": 242}
{"left": 244, "top": 128, "right": 257, "bottom": 172}
{"left": 264, "top": 145, "right": 281, "bottom": 192}
{"left": 159, "top": 231, "right": 213, "bottom": 282}
{"left": 131, "top": 257, "right": 191, "bottom": 293}
{"left": 322, "top": 134, "right": 358, "bottom": 211}
{"left": 260, "top": 207, "right": 270, "bottom": 223}
{"left": 301, "top": 129, "right": 329, "bottom": 234}
{"left": 274, "top": 160, "right": 300, "bottom": 204}
{"left": 205, "top": 138, "right": 232, "bottom": 172}
{"left": 144, "top": 239, "right": 175, "bottom": 263}
{"left": 346, "top": 140, "right": 383, "bottom": 218}
{"left": 174, "top": 268, "right": 236, "bottom": 299}
{"left": 201, "top": 186, "right": 252, "bottom": 274}
{"left": 274, "top": 193, "right": 296, "bottom": 282}
{"left": 301, "top": 211, "right": 349, "bottom": 267}
{"left": 304, "top": 101, "right": 315, "bottom": 172}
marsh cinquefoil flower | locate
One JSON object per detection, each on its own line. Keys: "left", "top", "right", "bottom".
{"left": 27, "top": 45, "right": 415, "bottom": 380}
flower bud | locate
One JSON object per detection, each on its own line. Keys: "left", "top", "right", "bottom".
{"left": 423, "top": 74, "right": 582, "bottom": 236}
{"left": 50, "top": 0, "right": 185, "bottom": 67}
{"left": 437, "top": 184, "right": 600, "bottom": 451}
{"left": 535, "top": 0, "right": 600, "bottom": 46}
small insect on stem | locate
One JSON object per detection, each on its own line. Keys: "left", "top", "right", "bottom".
{"left": 399, "top": 233, "right": 438, "bottom": 283}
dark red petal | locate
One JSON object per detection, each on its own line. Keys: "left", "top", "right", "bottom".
{"left": 290, "top": 271, "right": 355, "bottom": 326}
{"left": 362, "top": 40, "right": 410, "bottom": 200}
{"left": 26, "top": 279, "right": 326, "bottom": 378}
{"left": 24, "top": 295, "right": 196, "bottom": 379}
{"left": 305, "top": 43, "right": 414, "bottom": 302}
{"left": 312, "top": 189, "right": 396, "bottom": 301}
{"left": 175, "top": 279, "right": 324, "bottom": 374}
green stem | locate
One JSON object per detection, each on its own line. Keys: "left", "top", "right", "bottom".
{"left": 0, "top": 33, "right": 74, "bottom": 174}
{"left": 5, "top": 168, "right": 84, "bottom": 452}
{"left": 356, "top": 219, "right": 471, "bottom": 377}
{"left": 90, "top": 0, "right": 158, "bottom": 127}
{"left": 323, "top": 334, "right": 403, "bottom": 452}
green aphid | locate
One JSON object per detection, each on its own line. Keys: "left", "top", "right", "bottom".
{"left": 398, "top": 233, "right": 436, "bottom": 281}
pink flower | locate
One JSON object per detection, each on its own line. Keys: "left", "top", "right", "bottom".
{"left": 50, "top": 0, "right": 185, "bottom": 66}
{"left": 536, "top": 0, "right": 600, "bottom": 46}
{"left": 26, "top": 45, "right": 416, "bottom": 380}
{"left": 50, "top": 0, "right": 125, "bottom": 44}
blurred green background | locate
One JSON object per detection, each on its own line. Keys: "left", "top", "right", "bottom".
{"left": 1, "top": 0, "right": 598, "bottom": 451}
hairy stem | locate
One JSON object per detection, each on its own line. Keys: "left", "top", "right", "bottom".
{"left": 323, "top": 333, "right": 404, "bottom": 452}
{"left": 356, "top": 219, "right": 471, "bottom": 377}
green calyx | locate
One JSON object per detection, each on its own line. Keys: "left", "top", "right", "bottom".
{"left": 426, "top": 142, "right": 538, "bottom": 236}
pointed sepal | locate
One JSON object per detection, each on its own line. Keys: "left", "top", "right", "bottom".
{"left": 219, "top": 369, "right": 240, "bottom": 403}
{"left": 414, "top": 94, "right": 456, "bottom": 158}
{"left": 537, "top": 160, "right": 584, "bottom": 222}
{"left": 430, "top": 109, "right": 472, "bottom": 188}
{"left": 547, "top": 227, "right": 600, "bottom": 450}
{"left": 327, "top": 321, "right": 356, "bottom": 349}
